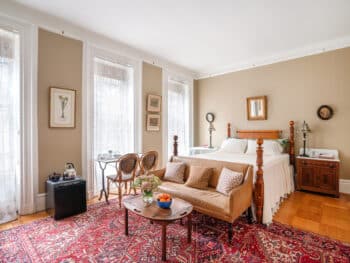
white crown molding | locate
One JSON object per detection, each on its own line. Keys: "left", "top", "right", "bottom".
{"left": 0, "top": 0, "right": 196, "bottom": 79}
{"left": 197, "top": 36, "right": 350, "bottom": 79}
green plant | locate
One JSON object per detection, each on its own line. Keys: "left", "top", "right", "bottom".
{"left": 133, "top": 174, "right": 162, "bottom": 191}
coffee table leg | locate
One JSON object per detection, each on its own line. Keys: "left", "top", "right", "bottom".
{"left": 162, "top": 223, "right": 167, "bottom": 261}
{"left": 125, "top": 208, "right": 128, "bottom": 236}
{"left": 187, "top": 213, "right": 192, "bottom": 243}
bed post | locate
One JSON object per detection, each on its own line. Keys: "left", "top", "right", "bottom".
{"left": 289, "top": 121, "right": 295, "bottom": 166}
{"left": 227, "top": 123, "right": 231, "bottom": 138}
{"left": 173, "top": 135, "right": 178, "bottom": 156}
{"left": 255, "top": 138, "right": 264, "bottom": 224}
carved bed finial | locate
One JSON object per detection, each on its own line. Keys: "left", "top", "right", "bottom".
{"left": 227, "top": 123, "right": 231, "bottom": 138}
{"left": 255, "top": 138, "right": 264, "bottom": 224}
{"left": 289, "top": 121, "right": 295, "bottom": 166}
{"left": 173, "top": 135, "right": 178, "bottom": 157}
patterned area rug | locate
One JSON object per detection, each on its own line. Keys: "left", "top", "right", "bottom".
{"left": 1, "top": 198, "right": 349, "bottom": 263}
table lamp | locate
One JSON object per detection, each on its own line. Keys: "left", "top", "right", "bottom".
{"left": 300, "top": 121, "right": 311, "bottom": 157}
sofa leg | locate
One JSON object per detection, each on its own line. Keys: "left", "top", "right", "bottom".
{"left": 228, "top": 223, "right": 233, "bottom": 242}
{"left": 247, "top": 206, "right": 253, "bottom": 224}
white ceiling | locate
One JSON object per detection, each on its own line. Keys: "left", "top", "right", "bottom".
{"left": 14, "top": 0, "right": 350, "bottom": 78}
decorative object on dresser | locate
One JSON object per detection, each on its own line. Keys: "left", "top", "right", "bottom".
{"left": 189, "top": 146, "right": 219, "bottom": 155}
{"left": 300, "top": 121, "right": 311, "bottom": 157}
{"left": 317, "top": 105, "right": 334, "bottom": 120}
{"left": 49, "top": 87, "right": 76, "bottom": 128}
{"left": 246, "top": 96, "right": 267, "bottom": 120}
{"left": 146, "top": 114, "right": 160, "bottom": 131}
{"left": 205, "top": 112, "right": 216, "bottom": 148}
{"left": 46, "top": 177, "right": 87, "bottom": 220}
{"left": 296, "top": 149, "right": 339, "bottom": 197}
{"left": 147, "top": 94, "right": 161, "bottom": 112}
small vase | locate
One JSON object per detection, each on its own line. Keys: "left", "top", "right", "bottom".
{"left": 142, "top": 188, "right": 153, "bottom": 206}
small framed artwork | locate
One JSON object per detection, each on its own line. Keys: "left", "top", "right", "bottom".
{"left": 247, "top": 96, "right": 267, "bottom": 121}
{"left": 146, "top": 114, "right": 161, "bottom": 131}
{"left": 49, "top": 87, "right": 76, "bottom": 128}
{"left": 147, "top": 94, "right": 161, "bottom": 112}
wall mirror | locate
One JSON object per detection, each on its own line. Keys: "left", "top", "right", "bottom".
{"left": 247, "top": 96, "right": 267, "bottom": 120}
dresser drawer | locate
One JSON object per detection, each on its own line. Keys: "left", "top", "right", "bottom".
{"left": 299, "top": 159, "right": 338, "bottom": 169}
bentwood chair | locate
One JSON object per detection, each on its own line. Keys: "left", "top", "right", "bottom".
{"left": 129, "top": 151, "right": 158, "bottom": 194}
{"left": 107, "top": 153, "right": 139, "bottom": 208}
{"left": 139, "top": 150, "right": 159, "bottom": 175}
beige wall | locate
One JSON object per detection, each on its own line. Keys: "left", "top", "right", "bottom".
{"left": 38, "top": 29, "right": 83, "bottom": 193}
{"left": 142, "top": 62, "right": 163, "bottom": 166}
{"left": 196, "top": 47, "right": 350, "bottom": 179}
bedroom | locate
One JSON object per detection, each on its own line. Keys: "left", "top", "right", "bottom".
{"left": 0, "top": 0, "right": 350, "bottom": 262}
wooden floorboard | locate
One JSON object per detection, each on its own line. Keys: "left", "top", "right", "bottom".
{"left": 273, "top": 191, "right": 350, "bottom": 243}
{"left": 1, "top": 191, "right": 350, "bottom": 244}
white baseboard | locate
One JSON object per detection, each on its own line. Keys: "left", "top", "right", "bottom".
{"left": 339, "top": 179, "right": 350, "bottom": 194}
{"left": 36, "top": 193, "right": 47, "bottom": 212}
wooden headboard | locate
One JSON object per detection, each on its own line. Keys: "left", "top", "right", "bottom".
{"left": 236, "top": 130, "right": 281, "bottom": 139}
{"left": 227, "top": 121, "right": 295, "bottom": 166}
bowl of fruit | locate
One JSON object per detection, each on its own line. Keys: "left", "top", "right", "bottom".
{"left": 157, "top": 193, "right": 172, "bottom": 209}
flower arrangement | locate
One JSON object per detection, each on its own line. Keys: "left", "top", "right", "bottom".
{"left": 133, "top": 174, "right": 162, "bottom": 191}
{"left": 133, "top": 174, "right": 162, "bottom": 206}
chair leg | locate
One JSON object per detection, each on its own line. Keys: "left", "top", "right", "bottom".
{"left": 247, "top": 206, "right": 253, "bottom": 224}
{"left": 228, "top": 223, "right": 233, "bottom": 242}
{"left": 118, "top": 183, "right": 122, "bottom": 208}
{"left": 124, "top": 181, "right": 128, "bottom": 195}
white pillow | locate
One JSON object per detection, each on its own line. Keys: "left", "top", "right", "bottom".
{"left": 245, "top": 139, "right": 283, "bottom": 155}
{"left": 216, "top": 167, "right": 244, "bottom": 195}
{"left": 219, "top": 138, "right": 247, "bottom": 154}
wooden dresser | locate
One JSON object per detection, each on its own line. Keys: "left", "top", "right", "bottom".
{"left": 296, "top": 149, "right": 339, "bottom": 197}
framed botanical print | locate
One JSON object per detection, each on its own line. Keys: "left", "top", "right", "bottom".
{"left": 49, "top": 87, "right": 76, "bottom": 128}
{"left": 247, "top": 96, "right": 267, "bottom": 121}
{"left": 146, "top": 114, "right": 161, "bottom": 131}
{"left": 147, "top": 94, "right": 161, "bottom": 112}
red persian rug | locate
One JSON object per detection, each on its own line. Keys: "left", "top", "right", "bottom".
{"left": 1, "top": 198, "right": 349, "bottom": 263}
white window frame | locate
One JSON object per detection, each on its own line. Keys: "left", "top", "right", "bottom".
{"left": 83, "top": 44, "right": 142, "bottom": 198}
{"left": 0, "top": 15, "right": 38, "bottom": 214}
{"left": 162, "top": 70, "right": 193, "bottom": 164}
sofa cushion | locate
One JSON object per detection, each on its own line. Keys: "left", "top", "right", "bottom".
{"left": 185, "top": 166, "right": 212, "bottom": 189}
{"left": 216, "top": 167, "right": 243, "bottom": 195}
{"left": 171, "top": 156, "right": 250, "bottom": 188}
{"left": 163, "top": 162, "right": 186, "bottom": 183}
{"left": 158, "top": 181, "right": 230, "bottom": 216}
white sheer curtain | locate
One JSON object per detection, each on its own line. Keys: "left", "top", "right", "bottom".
{"left": 0, "top": 28, "right": 20, "bottom": 224}
{"left": 93, "top": 58, "right": 134, "bottom": 193}
{"left": 167, "top": 80, "right": 189, "bottom": 157}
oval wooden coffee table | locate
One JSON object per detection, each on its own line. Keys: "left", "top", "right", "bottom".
{"left": 123, "top": 195, "right": 193, "bottom": 261}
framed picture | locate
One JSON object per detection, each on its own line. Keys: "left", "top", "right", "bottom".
{"left": 247, "top": 96, "right": 267, "bottom": 121}
{"left": 146, "top": 114, "right": 161, "bottom": 131}
{"left": 147, "top": 94, "right": 161, "bottom": 112}
{"left": 49, "top": 87, "right": 76, "bottom": 128}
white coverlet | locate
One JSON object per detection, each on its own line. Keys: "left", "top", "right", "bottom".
{"left": 193, "top": 152, "right": 295, "bottom": 224}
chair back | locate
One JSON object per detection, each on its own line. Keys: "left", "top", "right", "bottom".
{"left": 139, "top": 151, "right": 158, "bottom": 174}
{"left": 117, "top": 153, "right": 139, "bottom": 180}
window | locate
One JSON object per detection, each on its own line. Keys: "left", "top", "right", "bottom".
{"left": 0, "top": 27, "right": 20, "bottom": 223}
{"left": 167, "top": 78, "right": 191, "bottom": 157}
{"left": 92, "top": 54, "right": 138, "bottom": 194}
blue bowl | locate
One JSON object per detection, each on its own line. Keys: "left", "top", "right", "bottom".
{"left": 157, "top": 199, "right": 172, "bottom": 209}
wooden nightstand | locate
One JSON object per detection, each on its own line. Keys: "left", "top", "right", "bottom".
{"left": 296, "top": 149, "right": 339, "bottom": 197}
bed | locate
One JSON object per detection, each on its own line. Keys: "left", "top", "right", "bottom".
{"left": 172, "top": 121, "right": 296, "bottom": 224}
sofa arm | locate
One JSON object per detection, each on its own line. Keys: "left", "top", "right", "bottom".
{"left": 147, "top": 168, "right": 166, "bottom": 179}
{"left": 228, "top": 166, "right": 253, "bottom": 220}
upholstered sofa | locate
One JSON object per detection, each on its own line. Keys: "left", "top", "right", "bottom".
{"left": 151, "top": 156, "right": 253, "bottom": 241}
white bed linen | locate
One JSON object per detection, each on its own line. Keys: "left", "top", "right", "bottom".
{"left": 193, "top": 151, "right": 294, "bottom": 224}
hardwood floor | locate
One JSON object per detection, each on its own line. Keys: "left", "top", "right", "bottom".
{"left": 274, "top": 191, "right": 350, "bottom": 243}
{"left": 1, "top": 191, "right": 350, "bottom": 244}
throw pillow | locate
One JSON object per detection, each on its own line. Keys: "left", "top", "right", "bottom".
{"left": 185, "top": 166, "right": 212, "bottom": 189}
{"left": 216, "top": 167, "right": 244, "bottom": 195}
{"left": 163, "top": 162, "right": 186, "bottom": 183}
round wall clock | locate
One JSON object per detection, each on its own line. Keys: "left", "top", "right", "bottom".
{"left": 317, "top": 105, "right": 333, "bottom": 120}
